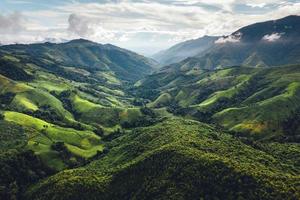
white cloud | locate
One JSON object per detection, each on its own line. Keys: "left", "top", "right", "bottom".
{"left": 0, "top": 12, "right": 26, "bottom": 34}
{"left": 262, "top": 32, "right": 282, "bottom": 42}
{"left": 215, "top": 32, "right": 242, "bottom": 44}
{"left": 68, "top": 13, "right": 94, "bottom": 37}
{"left": 246, "top": 3, "right": 267, "bottom": 8}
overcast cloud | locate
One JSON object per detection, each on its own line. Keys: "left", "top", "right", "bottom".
{"left": 0, "top": 0, "right": 299, "bottom": 55}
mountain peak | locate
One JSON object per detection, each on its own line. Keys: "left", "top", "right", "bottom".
{"left": 67, "top": 38, "right": 97, "bottom": 44}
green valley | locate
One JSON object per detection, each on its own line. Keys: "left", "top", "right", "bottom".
{"left": 0, "top": 14, "right": 299, "bottom": 200}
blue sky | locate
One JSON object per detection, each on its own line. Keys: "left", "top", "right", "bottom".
{"left": 0, "top": 0, "right": 300, "bottom": 55}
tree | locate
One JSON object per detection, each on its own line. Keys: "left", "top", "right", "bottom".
{"left": 94, "top": 127, "right": 104, "bottom": 137}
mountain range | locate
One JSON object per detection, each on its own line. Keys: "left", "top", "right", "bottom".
{"left": 152, "top": 36, "right": 219, "bottom": 65}
{"left": 154, "top": 15, "right": 300, "bottom": 69}
{"left": 0, "top": 15, "right": 299, "bottom": 200}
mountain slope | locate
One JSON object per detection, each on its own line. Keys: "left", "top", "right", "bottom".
{"left": 152, "top": 36, "right": 218, "bottom": 65}
{"left": 177, "top": 15, "right": 300, "bottom": 69}
{"left": 27, "top": 118, "right": 300, "bottom": 200}
{"left": 0, "top": 41, "right": 163, "bottom": 173}
{"left": 135, "top": 64, "right": 300, "bottom": 141}
{"left": 0, "top": 39, "right": 156, "bottom": 82}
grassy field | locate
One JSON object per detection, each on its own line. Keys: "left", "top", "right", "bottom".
{"left": 4, "top": 111, "right": 104, "bottom": 170}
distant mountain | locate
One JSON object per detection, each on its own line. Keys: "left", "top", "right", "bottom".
{"left": 0, "top": 39, "right": 156, "bottom": 82}
{"left": 178, "top": 15, "right": 300, "bottom": 69}
{"left": 41, "top": 37, "right": 69, "bottom": 44}
{"left": 152, "top": 36, "right": 218, "bottom": 66}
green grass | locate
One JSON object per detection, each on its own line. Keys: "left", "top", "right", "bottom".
{"left": 10, "top": 88, "right": 75, "bottom": 122}
{"left": 214, "top": 82, "right": 300, "bottom": 136}
{"left": 4, "top": 111, "right": 104, "bottom": 170}
{"left": 148, "top": 93, "right": 172, "bottom": 108}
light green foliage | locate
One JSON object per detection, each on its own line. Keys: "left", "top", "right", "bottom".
{"left": 4, "top": 111, "right": 103, "bottom": 170}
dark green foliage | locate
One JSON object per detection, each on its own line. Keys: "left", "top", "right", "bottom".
{"left": 282, "top": 108, "right": 300, "bottom": 140}
{"left": 0, "top": 149, "right": 53, "bottom": 200}
{"left": 0, "top": 121, "right": 26, "bottom": 151}
{"left": 0, "top": 93, "right": 15, "bottom": 109}
{"left": 102, "top": 128, "right": 125, "bottom": 142}
{"left": 27, "top": 119, "right": 300, "bottom": 200}
{"left": 93, "top": 127, "right": 104, "bottom": 137}
{"left": 121, "top": 107, "right": 159, "bottom": 128}
{"left": 50, "top": 142, "right": 84, "bottom": 168}
{"left": 31, "top": 105, "right": 64, "bottom": 124}
{"left": 0, "top": 59, "right": 33, "bottom": 81}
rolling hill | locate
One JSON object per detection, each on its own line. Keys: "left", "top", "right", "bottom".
{"left": 135, "top": 64, "right": 300, "bottom": 142}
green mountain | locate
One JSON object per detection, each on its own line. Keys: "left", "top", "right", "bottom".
{"left": 177, "top": 15, "right": 300, "bottom": 69}
{"left": 0, "top": 39, "right": 156, "bottom": 82}
{"left": 152, "top": 36, "right": 218, "bottom": 66}
{"left": 135, "top": 65, "right": 300, "bottom": 142}
{"left": 0, "top": 40, "right": 164, "bottom": 199}
{"left": 0, "top": 38, "right": 161, "bottom": 171}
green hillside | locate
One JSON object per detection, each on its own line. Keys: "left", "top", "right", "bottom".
{"left": 136, "top": 65, "right": 300, "bottom": 141}
{"left": 27, "top": 119, "right": 300, "bottom": 200}
{"left": 0, "top": 39, "right": 156, "bottom": 82}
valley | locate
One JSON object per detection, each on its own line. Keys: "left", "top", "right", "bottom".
{"left": 0, "top": 15, "right": 299, "bottom": 200}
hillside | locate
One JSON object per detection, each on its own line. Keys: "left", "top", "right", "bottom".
{"left": 152, "top": 36, "right": 218, "bottom": 66}
{"left": 135, "top": 65, "right": 300, "bottom": 142}
{"left": 27, "top": 119, "right": 300, "bottom": 200}
{"left": 0, "top": 41, "right": 164, "bottom": 173}
{"left": 0, "top": 41, "right": 166, "bottom": 199}
{"left": 0, "top": 39, "right": 156, "bottom": 82}
{"left": 177, "top": 15, "right": 300, "bottom": 69}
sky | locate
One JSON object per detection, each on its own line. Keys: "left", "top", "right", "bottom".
{"left": 0, "top": 0, "right": 300, "bottom": 55}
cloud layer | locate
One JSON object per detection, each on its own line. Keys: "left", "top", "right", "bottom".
{"left": 0, "top": 0, "right": 300, "bottom": 54}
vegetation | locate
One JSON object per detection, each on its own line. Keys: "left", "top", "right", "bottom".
{"left": 27, "top": 119, "right": 300, "bottom": 200}
{"left": 0, "top": 34, "right": 299, "bottom": 200}
{"left": 136, "top": 65, "right": 300, "bottom": 141}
